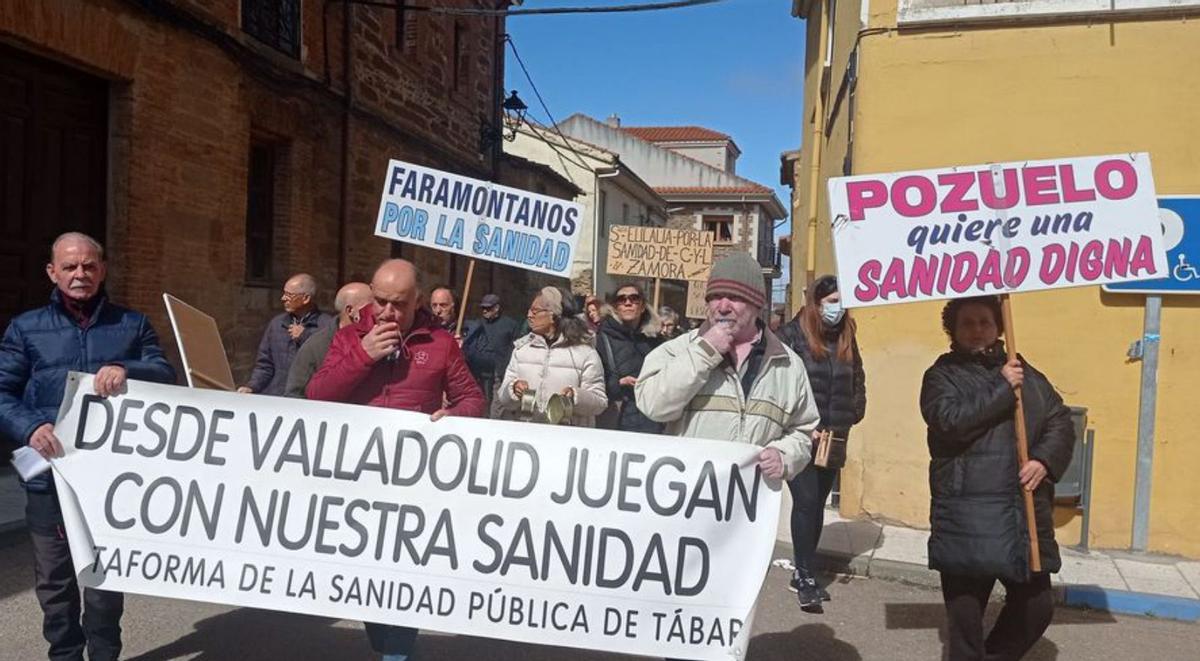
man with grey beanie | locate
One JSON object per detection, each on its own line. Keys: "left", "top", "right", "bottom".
{"left": 635, "top": 252, "right": 820, "bottom": 480}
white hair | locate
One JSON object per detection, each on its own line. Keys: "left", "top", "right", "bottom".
{"left": 288, "top": 273, "right": 317, "bottom": 296}
{"left": 51, "top": 232, "right": 104, "bottom": 260}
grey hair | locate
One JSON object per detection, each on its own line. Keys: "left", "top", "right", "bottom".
{"left": 50, "top": 232, "right": 104, "bottom": 261}
{"left": 289, "top": 273, "right": 317, "bottom": 296}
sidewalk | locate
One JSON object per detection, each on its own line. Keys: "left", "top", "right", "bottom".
{"left": 0, "top": 468, "right": 24, "bottom": 537}
{"left": 805, "top": 509, "right": 1200, "bottom": 622}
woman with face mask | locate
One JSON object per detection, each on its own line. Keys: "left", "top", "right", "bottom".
{"left": 921, "top": 296, "right": 1074, "bottom": 661}
{"left": 498, "top": 287, "right": 608, "bottom": 427}
{"left": 776, "top": 275, "right": 866, "bottom": 613}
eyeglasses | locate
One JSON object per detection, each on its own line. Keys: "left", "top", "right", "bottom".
{"left": 614, "top": 294, "right": 643, "bottom": 305}
{"left": 281, "top": 290, "right": 308, "bottom": 300}
{"left": 528, "top": 306, "right": 551, "bottom": 317}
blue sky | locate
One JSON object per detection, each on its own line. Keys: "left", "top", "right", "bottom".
{"left": 504, "top": 0, "right": 807, "bottom": 296}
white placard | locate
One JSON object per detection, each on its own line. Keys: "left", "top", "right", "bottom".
{"left": 828, "top": 153, "right": 1167, "bottom": 308}
{"left": 50, "top": 374, "right": 779, "bottom": 660}
{"left": 374, "top": 160, "right": 583, "bottom": 278}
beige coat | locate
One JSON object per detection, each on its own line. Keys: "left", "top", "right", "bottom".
{"left": 499, "top": 333, "right": 609, "bottom": 427}
{"left": 635, "top": 325, "right": 820, "bottom": 479}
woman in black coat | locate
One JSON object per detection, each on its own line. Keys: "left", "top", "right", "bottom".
{"left": 777, "top": 275, "right": 866, "bottom": 613}
{"left": 920, "top": 296, "right": 1074, "bottom": 661}
{"left": 594, "top": 283, "right": 664, "bottom": 434}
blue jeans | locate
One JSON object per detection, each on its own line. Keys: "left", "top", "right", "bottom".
{"left": 364, "top": 622, "right": 418, "bottom": 658}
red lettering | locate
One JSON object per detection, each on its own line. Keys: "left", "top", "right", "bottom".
{"left": 891, "top": 176, "right": 937, "bottom": 218}
{"left": 937, "top": 172, "right": 979, "bottom": 214}
{"left": 846, "top": 180, "right": 887, "bottom": 221}
{"left": 1079, "top": 240, "right": 1104, "bottom": 281}
{"left": 854, "top": 260, "right": 882, "bottom": 302}
{"left": 1095, "top": 159, "right": 1138, "bottom": 200}
{"left": 950, "top": 252, "right": 978, "bottom": 294}
{"left": 880, "top": 258, "right": 908, "bottom": 300}
{"left": 1130, "top": 235, "right": 1159, "bottom": 276}
{"left": 1022, "top": 166, "right": 1060, "bottom": 205}
{"left": 979, "top": 168, "right": 1020, "bottom": 210}
{"left": 1059, "top": 164, "right": 1096, "bottom": 203}
{"left": 1040, "top": 244, "right": 1066, "bottom": 284}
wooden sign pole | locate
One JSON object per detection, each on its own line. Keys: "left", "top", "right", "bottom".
{"left": 1001, "top": 293, "right": 1042, "bottom": 573}
{"left": 454, "top": 259, "right": 477, "bottom": 339}
{"left": 653, "top": 278, "right": 662, "bottom": 311}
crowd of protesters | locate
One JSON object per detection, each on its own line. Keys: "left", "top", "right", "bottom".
{"left": 0, "top": 232, "right": 1072, "bottom": 661}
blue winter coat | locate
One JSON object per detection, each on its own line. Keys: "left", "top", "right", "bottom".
{"left": 0, "top": 290, "right": 176, "bottom": 491}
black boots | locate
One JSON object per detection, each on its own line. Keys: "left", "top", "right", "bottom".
{"left": 790, "top": 567, "right": 825, "bottom": 613}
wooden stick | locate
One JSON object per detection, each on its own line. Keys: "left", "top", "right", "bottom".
{"left": 1001, "top": 294, "right": 1042, "bottom": 574}
{"left": 189, "top": 369, "right": 233, "bottom": 392}
{"left": 455, "top": 259, "right": 477, "bottom": 339}
{"left": 653, "top": 278, "right": 662, "bottom": 310}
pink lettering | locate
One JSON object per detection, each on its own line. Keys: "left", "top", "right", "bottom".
{"left": 1059, "top": 164, "right": 1096, "bottom": 203}
{"left": 855, "top": 260, "right": 882, "bottom": 302}
{"left": 937, "top": 172, "right": 979, "bottom": 214}
{"left": 847, "top": 181, "right": 887, "bottom": 221}
{"left": 1022, "top": 166, "right": 1060, "bottom": 205}
{"left": 1040, "top": 244, "right": 1066, "bottom": 284}
{"left": 1095, "top": 159, "right": 1138, "bottom": 200}
{"left": 891, "top": 176, "right": 937, "bottom": 218}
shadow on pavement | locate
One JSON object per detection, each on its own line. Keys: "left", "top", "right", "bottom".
{"left": 126, "top": 608, "right": 371, "bottom": 661}
{"left": 748, "top": 623, "right": 862, "bottom": 661}
{"left": 0, "top": 531, "right": 33, "bottom": 601}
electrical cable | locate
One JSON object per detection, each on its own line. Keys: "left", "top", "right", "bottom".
{"left": 505, "top": 36, "right": 597, "bottom": 174}
{"left": 331, "top": 0, "right": 727, "bottom": 17}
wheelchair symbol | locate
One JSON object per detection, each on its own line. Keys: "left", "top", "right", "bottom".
{"left": 1174, "top": 253, "right": 1199, "bottom": 282}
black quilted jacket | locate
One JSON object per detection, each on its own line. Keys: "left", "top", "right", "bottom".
{"left": 920, "top": 343, "right": 1075, "bottom": 582}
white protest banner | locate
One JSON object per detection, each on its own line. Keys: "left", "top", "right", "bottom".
{"left": 374, "top": 160, "right": 584, "bottom": 278}
{"left": 607, "top": 226, "right": 715, "bottom": 281}
{"left": 50, "top": 373, "right": 778, "bottom": 660}
{"left": 828, "top": 153, "right": 1167, "bottom": 308}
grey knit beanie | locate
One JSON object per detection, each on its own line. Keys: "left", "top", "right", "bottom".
{"left": 706, "top": 252, "right": 766, "bottom": 308}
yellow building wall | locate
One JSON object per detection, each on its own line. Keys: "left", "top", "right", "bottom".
{"left": 794, "top": 2, "right": 1200, "bottom": 557}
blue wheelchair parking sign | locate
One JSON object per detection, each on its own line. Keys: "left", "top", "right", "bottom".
{"left": 1104, "top": 196, "right": 1200, "bottom": 294}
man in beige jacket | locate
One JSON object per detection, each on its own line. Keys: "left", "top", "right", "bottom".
{"left": 635, "top": 252, "right": 819, "bottom": 480}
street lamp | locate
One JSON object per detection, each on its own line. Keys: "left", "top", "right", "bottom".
{"left": 481, "top": 90, "right": 528, "bottom": 149}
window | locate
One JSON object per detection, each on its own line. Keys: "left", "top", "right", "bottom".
{"left": 242, "top": 0, "right": 301, "bottom": 58}
{"left": 395, "top": 2, "right": 419, "bottom": 52}
{"left": 245, "top": 140, "right": 278, "bottom": 284}
{"left": 452, "top": 21, "right": 466, "bottom": 90}
{"left": 703, "top": 215, "right": 734, "bottom": 244}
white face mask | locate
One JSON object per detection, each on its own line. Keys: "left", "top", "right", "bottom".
{"left": 820, "top": 301, "right": 845, "bottom": 326}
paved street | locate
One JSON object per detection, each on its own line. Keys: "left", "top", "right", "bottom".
{"left": 1, "top": 535, "right": 1196, "bottom": 660}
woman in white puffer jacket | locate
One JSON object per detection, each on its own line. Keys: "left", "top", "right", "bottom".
{"left": 498, "top": 287, "right": 608, "bottom": 427}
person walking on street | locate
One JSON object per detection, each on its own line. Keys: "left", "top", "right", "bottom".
{"left": 285, "top": 281, "right": 371, "bottom": 398}
{"left": 498, "top": 287, "right": 608, "bottom": 427}
{"left": 239, "top": 273, "right": 333, "bottom": 396}
{"left": 921, "top": 295, "right": 1074, "bottom": 661}
{"left": 594, "top": 283, "right": 663, "bottom": 433}
{"left": 306, "top": 259, "right": 484, "bottom": 661}
{"left": 462, "top": 293, "right": 519, "bottom": 417}
{"left": 0, "top": 232, "right": 176, "bottom": 661}
{"left": 776, "top": 275, "right": 866, "bottom": 613}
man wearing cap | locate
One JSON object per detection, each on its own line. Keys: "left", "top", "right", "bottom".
{"left": 462, "top": 293, "right": 519, "bottom": 417}
{"left": 636, "top": 252, "right": 820, "bottom": 481}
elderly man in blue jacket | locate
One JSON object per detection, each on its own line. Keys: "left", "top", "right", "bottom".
{"left": 0, "top": 232, "right": 175, "bottom": 661}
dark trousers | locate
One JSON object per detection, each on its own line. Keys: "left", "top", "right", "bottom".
{"left": 364, "top": 622, "right": 419, "bottom": 657}
{"left": 787, "top": 464, "right": 838, "bottom": 570}
{"left": 26, "top": 491, "right": 124, "bottom": 661}
{"left": 940, "top": 572, "right": 1054, "bottom": 661}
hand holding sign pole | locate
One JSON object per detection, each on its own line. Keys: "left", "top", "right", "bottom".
{"left": 829, "top": 153, "right": 1167, "bottom": 576}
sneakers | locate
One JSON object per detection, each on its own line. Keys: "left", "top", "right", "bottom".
{"left": 790, "top": 568, "right": 824, "bottom": 614}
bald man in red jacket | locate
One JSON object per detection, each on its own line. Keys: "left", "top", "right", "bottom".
{"left": 306, "top": 258, "right": 484, "bottom": 661}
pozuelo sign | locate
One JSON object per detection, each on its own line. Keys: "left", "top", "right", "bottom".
{"left": 50, "top": 374, "right": 777, "bottom": 659}
{"left": 828, "top": 153, "right": 1167, "bottom": 308}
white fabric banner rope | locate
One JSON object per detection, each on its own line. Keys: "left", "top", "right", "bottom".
{"left": 49, "top": 373, "right": 780, "bottom": 659}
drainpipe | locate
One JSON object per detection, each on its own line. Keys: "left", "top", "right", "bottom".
{"left": 594, "top": 166, "right": 620, "bottom": 296}
{"left": 337, "top": 0, "right": 353, "bottom": 283}
{"left": 804, "top": 1, "right": 831, "bottom": 287}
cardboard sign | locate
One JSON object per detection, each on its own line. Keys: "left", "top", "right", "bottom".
{"left": 607, "top": 226, "right": 714, "bottom": 281}
{"left": 828, "top": 153, "right": 1167, "bottom": 308}
{"left": 686, "top": 280, "right": 707, "bottom": 319}
{"left": 374, "top": 160, "right": 584, "bottom": 278}
{"left": 51, "top": 374, "right": 778, "bottom": 660}
{"left": 163, "top": 293, "right": 235, "bottom": 391}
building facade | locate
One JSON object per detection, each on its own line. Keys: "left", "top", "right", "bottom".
{"left": 505, "top": 121, "right": 667, "bottom": 299}
{"left": 0, "top": 0, "right": 575, "bottom": 390}
{"left": 788, "top": 0, "right": 1200, "bottom": 557}
{"left": 557, "top": 114, "right": 785, "bottom": 317}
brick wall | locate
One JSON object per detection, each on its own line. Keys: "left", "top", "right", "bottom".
{"left": 0, "top": 0, "right": 573, "bottom": 383}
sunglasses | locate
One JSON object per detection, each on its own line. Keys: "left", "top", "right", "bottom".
{"left": 614, "top": 294, "right": 643, "bottom": 305}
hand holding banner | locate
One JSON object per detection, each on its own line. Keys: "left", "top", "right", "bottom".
{"left": 49, "top": 373, "right": 778, "bottom": 659}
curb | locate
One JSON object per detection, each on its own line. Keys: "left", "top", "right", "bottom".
{"left": 816, "top": 549, "right": 1200, "bottom": 622}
